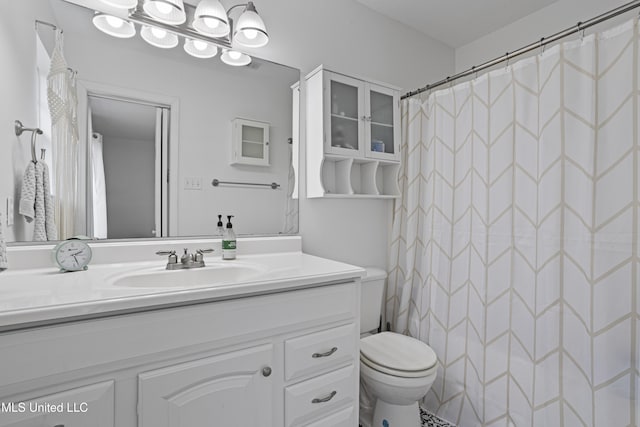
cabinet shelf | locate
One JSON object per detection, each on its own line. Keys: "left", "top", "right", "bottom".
{"left": 371, "top": 121, "right": 393, "bottom": 128}
{"left": 330, "top": 114, "right": 359, "bottom": 122}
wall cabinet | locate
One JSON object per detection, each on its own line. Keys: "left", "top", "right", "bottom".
{"left": 0, "top": 282, "right": 360, "bottom": 427}
{"left": 306, "top": 65, "right": 401, "bottom": 198}
{"left": 230, "top": 118, "right": 270, "bottom": 166}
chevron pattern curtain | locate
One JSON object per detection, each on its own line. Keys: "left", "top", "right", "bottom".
{"left": 388, "top": 19, "right": 640, "bottom": 427}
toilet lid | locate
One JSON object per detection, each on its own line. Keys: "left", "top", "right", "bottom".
{"left": 360, "top": 332, "right": 437, "bottom": 372}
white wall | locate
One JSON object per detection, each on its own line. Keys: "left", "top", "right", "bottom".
{"left": 456, "top": 0, "right": 630, "bottom": 73}
{"left": 0, "top": 0, "right": 57, "bottom": 242}
{"left": 251, "top": 0, "right": 455, "bottom": 268}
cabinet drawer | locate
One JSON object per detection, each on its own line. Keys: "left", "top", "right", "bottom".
{"left": 285, "top": 323, "right": 357, "bottom": 380}
{"left": 303, "top": 404, "right": 357, "bottom": 427}
{"left": 285, "top": 364, "right": 357, "bottom": 427}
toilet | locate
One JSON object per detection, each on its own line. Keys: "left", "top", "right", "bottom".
{"left": 359, "top": 267, "right": 438, "bottom": 427}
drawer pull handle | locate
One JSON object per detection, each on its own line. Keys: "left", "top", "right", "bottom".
{"left": 312, "top": 347, "right": 338, "bottom": 358}
{"left": 312, "top": 390, "right": 337, "bottom": 404}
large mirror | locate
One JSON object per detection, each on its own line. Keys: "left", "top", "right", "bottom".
{"left": 2, "top": 0, "right": 300, "bottom": 244}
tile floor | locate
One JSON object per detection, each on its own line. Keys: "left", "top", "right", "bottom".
{"left": 360, "top": 407, "right": 456, "bottom": 427}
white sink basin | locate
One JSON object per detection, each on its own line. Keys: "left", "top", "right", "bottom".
{"left": 111, "top": 263, "right": 267, "bottom": 288}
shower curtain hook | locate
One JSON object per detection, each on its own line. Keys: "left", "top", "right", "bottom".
{"left": 578, "top": 22, "right": 585, "bottom": 42}
{"left": 539, "top": 37, "right": 545, "bottom": 55}
{"left": 505, "top": 52, "right": 510, "bottom": 69}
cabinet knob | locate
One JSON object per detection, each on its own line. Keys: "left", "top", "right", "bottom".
{"left": 312, "top": 347, "right": 338, "bottom": 358}
{"left": 262, "top": 366, "right": 272, "bottom": 377}
{"left": 312, "top": 390, "right": 337, "bottom": 404}
{"left": 53, "top": 425, "right": 65, "bottom": 427}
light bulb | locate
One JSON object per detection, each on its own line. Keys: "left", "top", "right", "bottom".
{"left": 193, "top": 40, "right": 208, "bottom": 51}
{"left": 105, "top": 15, "right": 125, "bottom": 28}
{"left": 243, "top": 29, "right": 258, "bottom": 40}
{"left": 229, "top": 50, "right": 242, "bottom": 60}
{"left": 151, "top": 27, "right": 167, "bottom": 38}
{"left": 155, "top": 1, "right": 173, "bottom": 14}
{"left": 203, "top": 17, "right": 220, "bottom": 29}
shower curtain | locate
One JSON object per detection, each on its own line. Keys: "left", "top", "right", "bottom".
{"left": 282, "top": 140, "right": 299, "bottom": 234}
{"left": 388, "top": 19, "right": 640, "bottom": 427}
{"left": 90, "top": 131, "right": 108, "bottom": 239}
{"left": 48, "top": 29, "right": 78, "bottom": 240}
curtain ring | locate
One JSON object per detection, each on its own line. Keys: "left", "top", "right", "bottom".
{"left": 577, "top": 21, "right": 585, "bottom": 42}
{"left": 472, "top": 66, "right": 478, "bottom": 80}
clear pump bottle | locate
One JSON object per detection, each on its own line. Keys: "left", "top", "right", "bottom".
{"left": 222, "top": 215, "right": 236, "bottom": 260}
{"left": 216, "top": 214, "right": 224, "bottom": 236}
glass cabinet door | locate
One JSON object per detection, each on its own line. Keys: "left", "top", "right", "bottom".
{"left": 231, "top": 118, "right": 270, "bottom": 166}
{"left": 365, "top": 83, "right": 400, "bottom": 161}
{"left": 324, "top": 72, "right": 364, "bottom": 156}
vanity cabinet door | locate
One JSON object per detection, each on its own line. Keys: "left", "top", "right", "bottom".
{"left": 138, "top": 344, "right": 274, "bottom": 427}
{"left": 0, "top": 381, "right": 114, "bottom": 427}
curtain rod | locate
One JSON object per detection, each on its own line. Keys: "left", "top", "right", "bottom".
{"left": 402, "top": 0, "right": 640, "bottom": 100}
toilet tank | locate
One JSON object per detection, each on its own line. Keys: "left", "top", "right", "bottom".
{"left": 360, "top": 267, "right": 387, "bottom": 334}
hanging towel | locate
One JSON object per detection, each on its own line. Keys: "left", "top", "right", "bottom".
{"left": 18, "top": 161, "right": 57, "bottom": 241}
{"left": 40, "top": 161, "right": 57, "bottom": 241}
{"left": 0, "top": 211, "right": 7, "bottom": 272}
{"left": 19, "top": 162, "right": 36, "bottom": 222}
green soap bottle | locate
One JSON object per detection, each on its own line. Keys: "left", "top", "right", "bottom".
{"left": 222, "top": 215, "right": 236, "bottom": 260}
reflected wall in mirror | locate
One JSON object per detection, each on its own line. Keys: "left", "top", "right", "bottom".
{"left": 1, "top": 0, "right": 300, "bottom": 243}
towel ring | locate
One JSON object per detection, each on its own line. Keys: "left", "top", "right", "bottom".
{"left": 15, "top": 120, "right": 43, "bottom": 163}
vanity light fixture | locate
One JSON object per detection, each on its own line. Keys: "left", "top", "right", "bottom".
{"left": 184, "top": 38, "right": 218, "bottom": 58}
{"left": 89, "top": 0, "right": 269, "bottom": 67}
{"left": 220, "top": 49, "right": 251, "bottom": 66}
{"left": 92, "top": 13, "right": 136, "bottom": 38}
{"left": 141, "top": 25, "right": 179, "bottom": 48}
{"left": 98, "top": 0, "right": 138, "bottom": 9}
{"left": 142, "top": 0, "right": 186, "bottom": 25}
{"left": 192, "top": 0, "right": 230, "bottom": 38}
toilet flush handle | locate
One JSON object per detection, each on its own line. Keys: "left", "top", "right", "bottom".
{"left": 312, "top": 346, "right": 338, "bottom": 358}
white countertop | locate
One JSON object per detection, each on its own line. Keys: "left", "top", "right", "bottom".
{"left": 0, "top": 250, "right": 364, "bottom": 332}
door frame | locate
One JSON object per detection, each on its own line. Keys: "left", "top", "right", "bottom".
{"left": 77, "top": 80, "right": 180, "bottom": 237}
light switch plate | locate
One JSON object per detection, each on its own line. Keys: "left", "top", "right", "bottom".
{"left": 184, "top": 176, "right": 202, "bottom": 190}
{"left": 6, "top": 197, "right": 14, "bottom": 226}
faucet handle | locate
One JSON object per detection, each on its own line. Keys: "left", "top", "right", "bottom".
{"left": 156, "top": 250, "right": 175, "bottom": 256}
{"left": 195, "top": 248, "right": 214, "bottom": 263}
{"left": 156, "top": 250, "right": 178, "bottom": 265}
{"left": 196, "top": 248, "right": 215, "bottom": 254}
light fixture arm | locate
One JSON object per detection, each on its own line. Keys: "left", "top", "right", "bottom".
{"left": 226, "top": 2, "right": 250, "bottom": 16}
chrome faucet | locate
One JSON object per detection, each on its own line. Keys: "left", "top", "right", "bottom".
{"left": 156, "top": 248, "right": 215, "bottom": 270}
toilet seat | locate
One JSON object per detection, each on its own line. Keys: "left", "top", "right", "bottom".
{"left": 360, "top": 332, "right": 438, "bottom": 378}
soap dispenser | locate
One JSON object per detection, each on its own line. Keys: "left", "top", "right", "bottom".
{"left": 222, "top": 215, "right": 236, "bottom": 260}
{"left": 216, "top": 214, "right": 224, "bottom": 236}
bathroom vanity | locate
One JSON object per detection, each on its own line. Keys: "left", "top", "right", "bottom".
{"left": 0, "top": 237, "right": 363, "bottom": 427}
